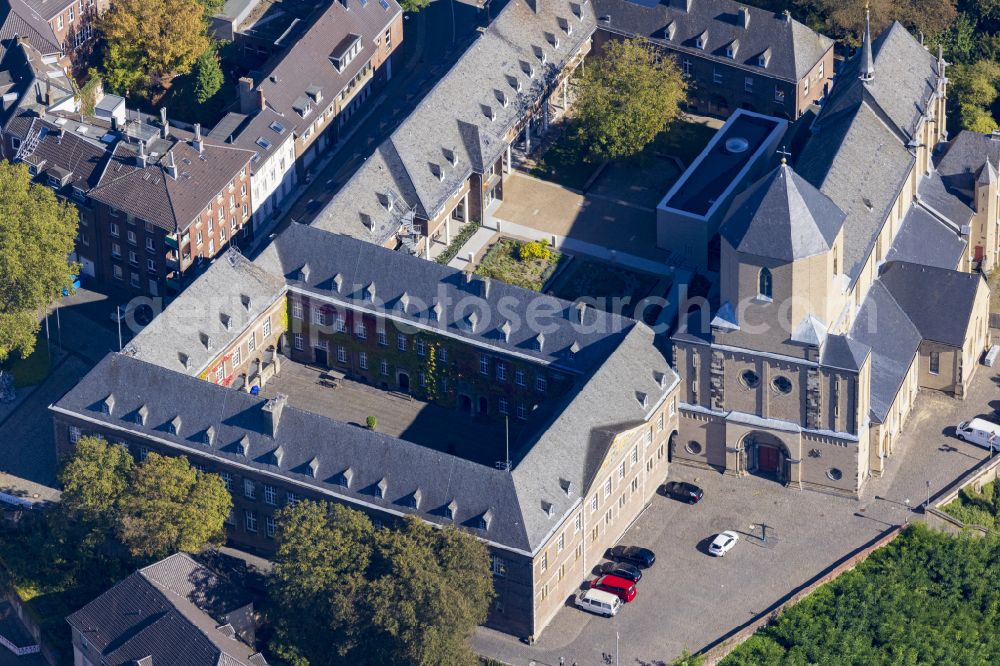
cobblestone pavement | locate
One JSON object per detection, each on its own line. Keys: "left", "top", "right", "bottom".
{"left": 473, "top": 367, "right": 1000, "bottom": 665}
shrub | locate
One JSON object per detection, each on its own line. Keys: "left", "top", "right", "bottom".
{"left": 366, "top": 415, "right": 377, "bottom": 431}
{"left": 518, "top": 239, "right": 551, "bottom": 262}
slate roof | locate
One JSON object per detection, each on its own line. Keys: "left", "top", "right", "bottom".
{"left": 312, "top": 0, "right": 597, "bottom": 243}
{"left": 0, "top": 0, "right": 62, "bottom": 58}
{"left": 88, "top": 127, "right": 255, "bottom": 231}
{"left": 916, "top": 170, "right": 974, "bottom": 228}
{"left": 885, "top": 204, "right": 967, "bottom": 271}
{"left": 720, "top": 163, "right": 845, "bottom": 261}
{"left": 66, "top": 553, "right": 264, "bottom": 666}
{"left": 878, "top": 260, "right": 984, "bottom": 348}
{"left": 19, "top": 117, "right": 110, "bottom": 190}
{"left": 127, "top": 250, "right": 287, "bottom": 375}
{"left": 936, "top": 130, "right": 1000, "bottom": 205}
{"left": 211, "top": 107, "right": 293, "bottom": 177}
{"left": 591, "top": 0, "right": 832, "bottom": 82}
{"left": 0, "top": 38, "right": 75, "bottom": 131}
{"left": 819, "top": 333, "right": 870, "bottom": 372}
{"left": 254, "top": 222, "right": 631, "bottom": 373}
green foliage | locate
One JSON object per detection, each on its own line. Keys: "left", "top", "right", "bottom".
{"left": 191, "top": 47, "right": 224, "bottom": 105}
{"left": 949, "top": 60, "right": 1000, "bottom": 133}
{"left": 721, "top": 524, "right": 1000, "bottom": 665}
{"left": 575, "top": 38, "right": 687, "bottom": 162}
{"left": 117, "top": 452, "right": 232, "bottom": 560}
{"left": 366, "top": 415, "right": 378, "bottom": 430}
{"left": 671, "top": 649, "right": 705, "bottom": 665}
{"left": 423, "top": 344, "right": 439, "bottom": 402}
{"left": 518, "top": 239, "right": 552, "bottom": 262}
{"left": 399, "top": 0, "right": 430, "bottom": 13}
{"left": 941, "top": 479, "right": 1000, "bottom": 529}
{"left": 60, "top": 437, "right": 134, "bottom": 527}
{"left": 0, "top": 162, "right": 78, "bottom": 363}
{"left": 435, "top": 222, "right": 480, "bottom": 265}
{"left": 476, "top": 239, "right": 564, "bottom": 291}
{"left": 77, "top": 70, "right": 103, "bottom": 116}
{"left": 196, "top": 0, "right": 225, "bottom": 17}
{"left": 268, "top": 504, "right": 494, "bottom": 665}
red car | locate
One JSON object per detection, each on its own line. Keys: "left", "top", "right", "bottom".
{"left": 591, "top": 574, "right": 637, "bottom": 603}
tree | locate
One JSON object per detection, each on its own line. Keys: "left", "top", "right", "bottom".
{"left": 116, "top": 453, "right": 231, "bottom": 560}
{"left": 191, "top": 47, "right": 224, "bottom": 105}
{"left": 195, "top": 0, "right": 225, "bottom": 17}
{"left": 59, "top": 436, "right": 133, "bottom": 526}
{"left": 949, "top": 60, "right": 1000, "bottom": 133}
{"left": 399, "top": 0, "right": 430, "bottom": 13}
{"left": 574, "top": 38, "right": 687, "bottom": 162}
{"left": 804, "top": 0, "right": 957, "bottom": 45}
{"left": 365, "top": 517, "right": 493, "bottom": 665}
{"left": 100, "top": 0, "right": 210, "bottom": 97}
{"left": 0, "top": 162, "right": 78, "bottom": 363}
{"left": 269, "top": 501, "right": 375, "bottom": 665}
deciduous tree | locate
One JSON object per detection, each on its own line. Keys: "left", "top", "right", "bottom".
{"left": 116, "top": 453, "right": 231, "bottom": 560}
{"left": 100, "top": 0, "right": 210, "bottom": 97}
{"left": 574, "top": 38, "right": 687, "bottom": 162}
{"left": 399, "top": 0, "right": 430, "bottom": 13}
{"left": 191, "top": 47, "right": 224, "bottom": 104}
{"left": 59, "top": 436, "right": 133, "bottom": 526}
{"left": 0, "top": 162, "right": 78, "bottom": 363}
{"left": 950, "top": 60, "right": 1000, "bottom": 133}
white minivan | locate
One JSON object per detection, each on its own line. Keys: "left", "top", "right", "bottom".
{"left": 955, "top": 418, "right": 1000, "bottom": 450}
{"left": 575, "top": 588, "right": 623, "bottom": 617}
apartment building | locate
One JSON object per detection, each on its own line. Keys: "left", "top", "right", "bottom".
{"left": 0, "top": 0, "right": 106, "bottom": 66}
{"left": 52, "top": 223, "right": 681, "bottom": 640}
{"left": 592, "top": 0, "right": 834, "bottom": 119}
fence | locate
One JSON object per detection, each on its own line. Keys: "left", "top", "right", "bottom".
{"left": 923, "top": 451, "right": 1000, "bottom": 536}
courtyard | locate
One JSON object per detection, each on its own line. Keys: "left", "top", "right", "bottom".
{"left": 473, "top": 364, "right": 1000, "bottom": 664}
{"left": 260, "top": 359, "right": 511, "bottom": 468}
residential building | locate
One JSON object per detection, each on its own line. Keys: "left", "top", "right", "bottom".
{"left": 311, "top": 0, "right": 595, "bottom": 258}
{"left": 591, "top": 0, "right": 834, "bottom": 119}
{"left": 52, "top": 223, "right": 681, "bottom": 640}
{"left": 0, "top": 0, "right": 106, "bottom": 67}
{"left": 67, "top": 552, "right": 268, "bottom": 666}
{"left": 670, "top": 13, "right": 991, "bottom": 496}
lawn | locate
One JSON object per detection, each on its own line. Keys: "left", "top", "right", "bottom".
{"left": 529, "top": 123, "right": 601, "bottom": 191}
{"left": 475, "top": 239, "right": 566, "bottom": 291}
{"left": 720, "top": 524, "right": 1000, "bottom": 665}
{"left": 2, "top": 337, "right": 51, "bottom": 388}
{"left": 941, "top": 479, "right": 999, "bottom": 530}
{"left": 547, "top": 259, "right": 660, "bottom": 318}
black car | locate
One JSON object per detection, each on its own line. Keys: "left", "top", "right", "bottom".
{"left": 609, "top": 545, "right": 656, "bottom": 568}
{"left": 662, "top": 481, "right": 704, "bottom": 504}
{"left": 599, "top": 561, "right": 643, "bottom": 583}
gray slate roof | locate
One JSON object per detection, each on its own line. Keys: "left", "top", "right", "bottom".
{"left": 0, "top": 0, "right": 61, "bottom": 57}
{"left": 884, "top": 203, "right": 967, "bottom": 271}
{"left": 916, "top": 170, "right": 974, "bottom": 228}
{"left": 20, "top": 117, "right": 110, "bottom": 190}
{"left": 312, "top": 0, "right": 596, "bottom": 243}
{"left": 255, "top": 223, "right": 630, "bottom": 373}
{"left": 936, "top": 130, "right": 1000, "bottom": 205}
{"left": 819, "top": 333, "right": 870, "bottom": 372}
{"left": 66, "top": 553, "right": 263, "bottom": 666}
{"left": 591, "top": 0, "right": 832, "bottom": 82}
{"left": 127, "top": 250, "right": 287, "bottom": 375}
{"left": 878, "top": 260, "right": 983, "bottom": 348}
{"left": 720, "top": 163, "right": 845, "bottom": 261}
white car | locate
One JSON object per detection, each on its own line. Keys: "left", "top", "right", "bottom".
{"left": 709, "top": 530, "right": 740, "bottom": 557}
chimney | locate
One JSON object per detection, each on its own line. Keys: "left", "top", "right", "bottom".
{"left": 193, "top": 123, "right": 203, "bottom": 154}
{"left": 137, "top": 140, "right": 147, "bottom": 168}
{"left": 160, "top": 107, "right": 169, "bottom": 139}
{"left": 238, "top": 77, "right": 257, "bottom": 114}
{"left": 165, "top": 150, "right": 178, "bottom": 179}
{"left": 262, "top": 394, "right": 287, "bottom": 437}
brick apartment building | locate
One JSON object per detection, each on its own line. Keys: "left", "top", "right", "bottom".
{"left": 0, "top": 0, "right": 107, "bottom": 66}
{"left": 312, "top": 0, "right": 594, "bottom": 258}
{"left": 52, "top": 223, "right": 681, "bottom": 639}
{"left": 592, "top": 0, "right": 834, "bottom": 118}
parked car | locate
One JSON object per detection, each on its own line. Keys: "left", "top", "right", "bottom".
{"left": 608, "top": 545, "right": 655, "bottom": 568}
{"left": 662, "top": 480, "right": 705, "bottom": 503}
{"left": 591, "top": 574, "right": 637, "bottom": 603}
{"left": 575, "top": 588, "right": 623, "bottom": 617}
{"left": 599, "top": 561, "right": 642, "bottom": 583}
{"left": 955, "top": 418, "right": 1000, "bottom": 450}
{"left": 709, "top": 531, "right": 740, "bottom": 557}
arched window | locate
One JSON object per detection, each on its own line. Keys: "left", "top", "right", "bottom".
{"left": 758, "top": 267, "right": 773, "bottom": 300}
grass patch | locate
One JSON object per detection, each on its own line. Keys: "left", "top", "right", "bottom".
{"left": 475, "top": 239, "right": 566, "bottom": 291}
{"left": 435, "top": 221, "right": 479, "bottom": 265}
{"left": 529, "top": 123, "right": 599, "bottom": 190}
{"left": 3, "top": 337, "right": 51, "bottom": 388}
{"left": 990, "top": 270, "right": 1000, "bottom": 311}
{"left": 653, "top": 117, "right": 718, "bottom": 166}
{"left": 547, "top": 259, "right": 660, "bottom": 318}
{"left": 941, "top": 479, "right": 999, "bottom": 530}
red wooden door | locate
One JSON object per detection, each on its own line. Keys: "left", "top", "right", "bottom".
{"left": 758, "top": 446, "right": 780, "bottom": 473}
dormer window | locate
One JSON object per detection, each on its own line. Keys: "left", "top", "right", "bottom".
{"left": 726, "top": 39, "right": 739, "bottom": 59}
{"left": 330, "top": 34, "right": 362, "bottom": 72}
{"left": 758, "top": 48, "right": 771, "bottom": 68}
{"left": 696, "top": 31, "right": 708, "bottom": 50}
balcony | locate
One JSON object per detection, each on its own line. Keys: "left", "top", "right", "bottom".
{"left": 165, "top": 233, "right": 179, "bottom": 249}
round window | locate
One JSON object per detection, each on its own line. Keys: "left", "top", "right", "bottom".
{"left": 771, "top": 376, "right": 793, "bottom": 394}
{"left": 740, "top": 370, "right": 760, "bottom": 389}
{"left": 685, "top": 440, "right": 703, "bottom": 455}
{"left": 827, "top": 468, "right": 843, "bottom": 481}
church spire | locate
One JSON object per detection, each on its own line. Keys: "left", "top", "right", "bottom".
{"left": 859, "top": 2, "right": 875, "bottom": 82}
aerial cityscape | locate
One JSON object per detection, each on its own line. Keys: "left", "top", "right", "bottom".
{"left": 2, "top": 0, "right": 1000, "bottom": 664}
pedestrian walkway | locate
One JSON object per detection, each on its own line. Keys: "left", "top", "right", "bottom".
{"left": 446, "top": 227, "right": 496, "bottom": 270}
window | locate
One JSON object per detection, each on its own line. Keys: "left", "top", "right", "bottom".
{"left": 818, "top": 62, "right": 825, "bottom": 79}
{"left": 397, "top": 334, "right": 407, "bottom": 351}
{"left": 146, "top": 237, "right": 155, "bottom": 251}
{"left": 266, "top": 516, "right": 277, "bottom": 538}
{"left": 515, "top": 368, "right": 526, "bottom": 386}
{"left": 248, "top": 334, "right": 255, "bottom": 353}
{"left": 380, "top": 359, "right": 389, "bottom": 375}
{"left": 535, "top": 375, "right": 547, "bottom": 393}
{"left": 827, "top": 468, "right": 843, "bottom": 481}
{"left": 377, "top": 328, "right": 387, "bottom": 345}
{"left": 657, "top": 412, "right": 665, "bottom": 432}
{"left": 771, "top": 376, "right": 793, "bottom": 394}
{"left": 69, "top": 426, "right": 82, "bottom": 443}
{"left": 359, "top": 351, "right": 368, "bottom": 370}
{"left": 220, "top": 472, "right": 233, "bottom": 492}
{"left": 557, "top": 532, "right": 565, "bottom": 553}
{"left": 233, "top": 346, "right": 242, "bottom": 366}
{"left": 713, "top": 68, "right": 722, "bottom": 84}
{"left": 539, "top": 552, "right": 547, "bottom": 574}
{"left": 225, "top": 509, "right": 235, "bottom": 525}
{"left": 128, "top": 249, "right": 138, "bottom": 265}
{"left": 803, "top": 77, "right": 810, "bottom": 95}
{"left": 245, "top": 510, "right": 257, "bottom": 533}
{"left": 416, "top": 338, "right": 425, "bottom": 356}
{"left": 286, "top": 491, "right": 299, "bottom": 506}
{"left": 113, "top": 265, "right": 123, "bottom": 280}
{"left": 516, "top": 403, "right": 527, "bottom": 420}
{"left": 127, "top": 230, "right": 136, "bottom": 245}
{"left": 292, "top": 302, "right": 303, "bottom": 319}
{"left": 264, "top": 484, "right": 277, "bottom": 505}
{"left": 337, "top": 346, "right": 347, "bottom": 363}
{"left": 480, "top": 355, "right": 489, "bottom": 375}
{"left": 313, "top": 309, "right": 326, "bottom": 326}
{"left": 293, "top": 334, "right": 304, "bottom": 350}
{"left": 682, "top": 58, "right": 692, "bottom": 76}
{"left": 631, "top": 477, "right": 639, "bottom": 493}
{"left": 263, "top": 316, "right": 271, "bottom": 338}
{"left": 355, "top": 322, "right": 366, "bottom": 339}
{"left": 335, "top": 315, "right": 346, "bottom": 332}
{"left": 216, "top": 364, "right": 224, "bottom": 382}
{"left": 745, "top": 76, "right": 753, "bottom": 92}
{"left": 929, "top": 351, "right": 940, "bottom": 375}
{"left": 685, "top": 440, "right": 702, "bottom": 455}
{"left": 499, "top": 397, "right": 509, "bottom": 415}
{"left": 758, "top": 267, "right": 773, "bottom": 300}
{"left": 630, "top": 446, "right": 638, "bottom": 466}
{"left": 111, "top": 242, "right": 121, "bottom": 258}
{"left": 775, "top": 85, "right": 786, "bottom": 103}
{"left": 68, "top": 6, "right": 74, "bottom": 22}
{"left": 669, "top": 398, "right": 676, "bottom": 416}
{"left": 110, "top": 222, "right": 119, "bottom": 237}
{"left": 57, "top": 15, "right": 63, "bottom": 29}
{"left": 385, "top": 28, "right": 392, "bottom": 50}
{"left": 590, "top": 496, "right": 598, "bottom": 513}
{"left": 574, "top": 512, "right": 582, "bottom": 533}
{"left": 244, "top": 479, "right": 256, "bottom": 499}
{"left": 147, "top": 259, "right": 156, "bottom": 273}
{"left": 603, "top": 477, "right": 612, "bottom": 498}
{"left": 496, "top": 362, "right": 507, "bottom": 382}
{"left": 439, "top": 347, "right": 447, "bottom": 363}
{"left": 741, "top": 369, "right": 761, "bottom": 388}
{"left": 138, "top": 446, "right": 150, "bottom": 461}
{"left": 419, "top": 372, "right": 426, "bottom": 388}
{"left": 618, "top": 461, "right": 625, "bottom": 480}
{"left": 491, "top": 554, "right": 506, "bottom": 577}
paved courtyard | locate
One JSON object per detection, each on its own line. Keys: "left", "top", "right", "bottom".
{"left": 262, "top": 360, "right": 511, "bottom": 467}
{"left": 474, "top": 365, "right": 1000, "bottom": 665}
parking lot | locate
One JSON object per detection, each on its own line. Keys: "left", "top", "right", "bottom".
{"left": 474, "top": 367, "right": 1000, "bottom": 665}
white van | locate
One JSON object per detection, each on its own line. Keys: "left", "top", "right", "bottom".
{"left": 955, "top": 418, "right": 1000, "bottom": 450}
{"left": 575, "top": 588, "right": 623, "bottom": 617}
